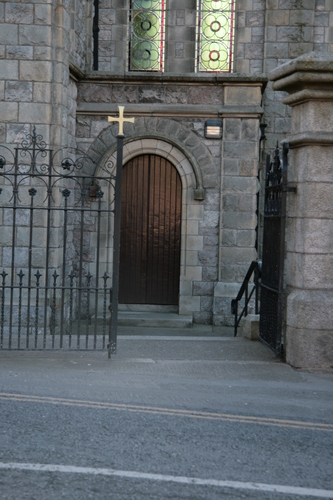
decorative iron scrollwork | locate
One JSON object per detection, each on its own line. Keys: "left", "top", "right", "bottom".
{"left": 62, "top": 158, "right": 73, "bottom": 170}
{"left": 0, "top": 126, "right": 117, "bottom": 352}
{"left": 0, "top": 128, "right": 115, "bottom": 207}
{"left": 21, "top": 125, "right": 47, "bottom": 152}
{"left": 264, "top": 144, "right": 283, "bottom": 216}
{"left": 62, "top": 188, "right": 71, "bottom": 198}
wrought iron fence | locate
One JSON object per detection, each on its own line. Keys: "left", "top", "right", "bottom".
{"left": 0, "top": 127, "right": 118, "bottom": 352}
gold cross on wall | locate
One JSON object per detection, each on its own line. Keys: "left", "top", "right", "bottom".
{"left": 108, "top": 106, "right": 135, "bottom": 136}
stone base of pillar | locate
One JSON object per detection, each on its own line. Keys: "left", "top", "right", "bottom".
{"left": 286, "top": 290, "right": 333, "bottom": 371}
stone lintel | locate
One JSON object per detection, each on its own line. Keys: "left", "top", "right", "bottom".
{"left": 221, "top": 113, "right": 263, "bottom": 119}
{"left": 76, "top": 103, "right": 263, "bottom": 118}
{"left": 83, "top": 71, "right": 267, "bottom": 87}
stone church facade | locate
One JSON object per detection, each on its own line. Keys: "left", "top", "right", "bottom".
{"left": 0, "top": 1, "right": 332, "bottom": 366}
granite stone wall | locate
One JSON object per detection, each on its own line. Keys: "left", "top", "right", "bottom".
{"left": 263, "top": 0, "right": 333, "bottom": 153}
{"left": 0, "top": 1, "right": 90, "bottom": 337}
{"left": 68, "top": 78, "right": 78, "bottom": 149}
{"left": 234, "top": 0, "right": 266, "bottom": 75}
{"left": 70, "top": 0, "right": 89, "bottom": 71}
{"left": 214, "top": 85, "right": 261, "bottom": 325}
{"left": 0, "top": 0, "right": 89, "bottom": 150}
{"left": 0, "top": 1, "right": 54, "bottom": 147}
{"left": 234, "top": 0, "right": 333, "bottom": 170}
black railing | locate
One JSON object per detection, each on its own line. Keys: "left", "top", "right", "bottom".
{"left": 231, "top": 261, "right": 261, "bottom": 337}
{"left": 92, "top": 0, "right": 99, "bottom": 70}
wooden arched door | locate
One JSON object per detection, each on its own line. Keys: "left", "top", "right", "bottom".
{"left": 119, "top": 154, "right": 182, "bottom": 305}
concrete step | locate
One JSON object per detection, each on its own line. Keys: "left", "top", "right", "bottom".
{"left": 117, "top": 324, "right": 234, "bottom": 337}
{"left": 117, "top": 311, "right": 193, "bottom": 328}
{"left": 118, "top": 304, "right": 178, "bottom": 313}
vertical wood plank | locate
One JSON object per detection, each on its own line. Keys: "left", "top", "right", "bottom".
{"left": 119, "top": 154, "right": 181, "bottom": 305}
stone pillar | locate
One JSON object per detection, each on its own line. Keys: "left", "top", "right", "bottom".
{"left": 213, "top": 83, "right": 262, "bottom": 326}
{"left": 270, "top": 52, "right": 333, "bottom": 370}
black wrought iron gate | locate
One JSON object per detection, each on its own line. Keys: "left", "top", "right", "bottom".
{"left": 259, "top": 143, "right": 294, "bottom": 357}
{"left": 0, "top": 128, "right": 118, "bottom": 351}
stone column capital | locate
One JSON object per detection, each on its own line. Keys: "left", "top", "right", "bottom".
{"left": 268, "top": 52, "right": 333, "bottom": 95}
{"left": 269, "top": 52, "right": 333, "bottom": 146}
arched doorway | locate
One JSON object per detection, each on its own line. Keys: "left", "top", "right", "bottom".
{"left": 119, "top": 154, "right": 182, "bottom": 305}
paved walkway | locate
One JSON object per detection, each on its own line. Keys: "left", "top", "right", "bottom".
{"left": 1, "top": 325, "right": 332, "bottom": 420}
{"left": 1, "top": 325, "right": 333, "bottom": 499}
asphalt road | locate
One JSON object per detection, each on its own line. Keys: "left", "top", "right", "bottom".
{"left": 0, "top": 336, "right": 332, "bottom": 499}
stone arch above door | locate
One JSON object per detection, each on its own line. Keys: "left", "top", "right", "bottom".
{"left": 101, "top": 137, "right": 198, "bottom": 195}
{"left": 84, "top": 116, "right": 219, "bottom": 200}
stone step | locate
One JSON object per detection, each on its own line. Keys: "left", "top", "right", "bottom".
{"left": 118, "top": 304, "right": 178, "bottom": 313}
{"left": 117, "top": 311, "right": 193, "bottom": 329}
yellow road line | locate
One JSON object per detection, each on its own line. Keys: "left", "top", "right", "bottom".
{"left": 0, "top": 392, "right": 332, "bottom": 432}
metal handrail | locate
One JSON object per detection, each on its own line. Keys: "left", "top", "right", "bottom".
{"left": 231, "top": 260, "right": 261, "bottom": 337}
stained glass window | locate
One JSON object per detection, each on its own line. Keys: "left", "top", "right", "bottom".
{"left": 197, "top": 0, "right": 235, "bottom": 72}
{"left": 129, "top": 0, "right": 165, "bottom": 72}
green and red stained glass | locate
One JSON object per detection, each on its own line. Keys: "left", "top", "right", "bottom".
{"left": 129, "top": 0, "right": 165, "bottom": 72}
{"left": 197, "top": 0, "right": 235, "bottom": 72}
